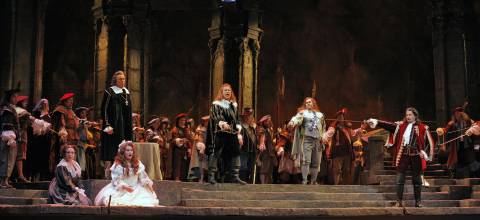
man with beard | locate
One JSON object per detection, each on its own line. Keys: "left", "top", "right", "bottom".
{"left": 171, "top": 113, "right": 192, "bottom": 181}
{"left": 256, "top": 115, "right": 278, "bottom": 184}
{"left": 436, "top": 107, "right": 477, "bottom": 178}
{"left": 323, "top": 108, "right": 366, "bottom": 185}
{"left": 206, "top": 83, "right": 246, "bottom": 184}
{"left": 239, "top": 107, "right": 257, "bottom": 183}
{"left": 367, "top": 107, "right": 434, "bottom": 208}
{"left": 100, "top": 71, "right": 133, "bottom": 179}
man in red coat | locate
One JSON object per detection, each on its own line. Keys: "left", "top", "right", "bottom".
{"left": 367, "top": 107, "right": 434, "bottom": 208}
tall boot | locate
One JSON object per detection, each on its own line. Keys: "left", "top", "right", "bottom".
{"left": 395, "top": 173, "right": 405, "bottom": 207}
{"left": 414, "top": 185, "right": 422, "bottom": 207}
{"left": 231, "top": 170, "right": 246, "bottom": 184}
{"left": 231, "top": 156, "right": 246, "bottom": 185}
{"left": 301, "top": 164, "right": 309, "bottom": 185}
{"left": 412, "top": 173, "right": 423, "bottom": 208}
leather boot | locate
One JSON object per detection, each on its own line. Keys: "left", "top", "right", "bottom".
{"left": 414, "top": 184, "right": 423, "bottom": 208}
{"left": 395, "top": 173, "right": 405, "bottom": 207}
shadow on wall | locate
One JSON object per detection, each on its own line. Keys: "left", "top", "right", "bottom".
{"left": 258, "top": 0, "right": 435, "bottom": 125}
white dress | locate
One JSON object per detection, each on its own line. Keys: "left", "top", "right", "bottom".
{"left": 94, "top": 162, "right": 159, "bottom": 206}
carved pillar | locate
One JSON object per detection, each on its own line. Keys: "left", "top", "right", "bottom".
{"left": 92, "top": 0, "right": 150, "bottom": 118}
{"left": 430, "top": 0, "right": 448, "bottom": 124}
{"left": 430, "top": 0, "right": 472, "bottom": 124}
{"left": 444, "top": 0, "right": 467, "bottom": 111}
{"left": 208, "top": 1, "right": 262, "bottom": 115}
{"left": 6, "top": 0, "right": 37, "bottom": 101}
{"left": 33, "top": 0, "right": 48, "bottom": 101}
{"left": 123, "top": 13, "right": 150, "bottom": 119}
{"left": 92, "top": 13, "right": 126, "bottom": 117}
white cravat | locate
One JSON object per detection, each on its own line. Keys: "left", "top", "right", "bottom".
{"left": 402, "top": 122, "right": 414, "bottom": 146}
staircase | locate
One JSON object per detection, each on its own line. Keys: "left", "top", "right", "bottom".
{"left": 0, "top": 182, "right": 49, "bottom": 205}
{"left": 0, "top": 155, "right": 479, "bottom": 217}
{"left": 178, "top": 155, "right": 480, "bottom": 209}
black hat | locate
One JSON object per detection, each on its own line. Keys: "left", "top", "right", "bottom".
{"left": 1, "top": 88, "right": 20, "bottom": 105}
{"left": 75, "top": 107, "right": 90, "bottom": 117}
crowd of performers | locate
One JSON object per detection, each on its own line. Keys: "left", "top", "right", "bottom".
{"left": 1, "top": 70, "right": 480, "bottom": 207}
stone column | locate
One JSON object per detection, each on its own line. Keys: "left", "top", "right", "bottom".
{"left": 92, "top": 0, "right": 150, "bottom": 118}
{"left": 430, "top": 0, "right": 448, "bottom": 124}
{"left": 208, "top": 1, "right": 263, "bottom": 115}
{"left": 123, "top": 12, "right": 150, "bottom": 119}
{"left": 33, "top": 0, "right": 48, "bottom": 102}
{"left": 92, "top": 13, "right": 126, "bottom": 117}
{"left": 430, "top": 0, "right": 474, "bottom": 123}
{"left": 7, "top": 0, "right": 37, "bottom": 100}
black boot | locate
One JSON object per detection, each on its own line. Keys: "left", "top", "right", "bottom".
{"left": 395, "top": 184, "right": 404, "bottom": 207}
{"left": 231, "top": 176, "right": 247, "bottom": 185}
{"left": 414, "top": 185, "right": 422, "bottom": 208}
{"left": 395, "top": 173, "right": 405, "bottom": 207}
{"left": 231, "top": 157, "right": 246, "bottom": 185}
{"left": 231, "top": 170, "right": 247, "bottom": 185}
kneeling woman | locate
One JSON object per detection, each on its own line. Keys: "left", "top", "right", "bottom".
{"left": 94, "top": 141, "right": 159, "bottom": 206}
{"left": 49, "top": 145, "right": 91, "bottom": 205}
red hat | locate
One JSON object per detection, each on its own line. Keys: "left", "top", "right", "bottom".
{"left": 335, "top": 108, "right": 348, "bottom": 117}
{"left": 175, "top": 113, "right": 188, "bottom": 119}
{"left": 59, "top": 93, "right": 74, "bottom": 101}
{"left": 16, "top": 96, "right": 28, "bottom": 103}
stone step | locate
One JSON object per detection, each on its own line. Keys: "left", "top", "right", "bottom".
{"left": 459, "top": 199, "right": 480, "bottom": 207}
{"left": 11, "top": 181, "right": 50, "bottom": 190}
{"left": 455, "top": 178, "right": 480, "bottom": 185}
{"left": 181, "top": 189, "right": 452, "bottom": 201}
{"left": 383, "top": 164, "right": 444, "bottom": 171}
{"left": 183, "top": 184, "right": 442, "bottom": 193}
{"left": 384, "top": 158, "right": 441, "bottom": 164}
{"left": 376, "top": 170, "right": 447, "bottom": 176}
{"left": 182, "top": 199, "right": 464, "bottom": 208}
{"left": 0, "top": 189, "right": 48, "bottom": 198}
{"left": 2, "top": 205, "right": 480, "bottom": 217}
{"left": 380, "top": 178, "right": 480, "bottom": 186}
{"left": 473, "top": 192, "right": 480, "bottom": 199}
{"left": 473, "top": 185, "right": 480, "bottom": 191}
{"left": 377, "top": 175, "right": 450, "bottom": 182}
{"left": 0, "top": 196, "right": 48, "bottom": 205}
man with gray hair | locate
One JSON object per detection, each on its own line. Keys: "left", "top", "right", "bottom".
{"left": 100, "top": 71, "right": 133, "bottom": 178}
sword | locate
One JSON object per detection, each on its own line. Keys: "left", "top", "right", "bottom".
{"left": 438, "top": 134, "right": 468, "bottom": 146}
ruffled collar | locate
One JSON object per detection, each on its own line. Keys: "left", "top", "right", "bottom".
{"left": 212, "top": 99, "right": 238, "bottom": 109}
{"left": 110, "top": 86, "right": 130, "bottom": 94}
{"left": 57, "top": 159, "right": 81, "bottom": 177}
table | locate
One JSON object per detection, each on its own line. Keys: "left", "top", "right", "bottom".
{"left": 134, "top": 142, "right": 163, "bottom": 180}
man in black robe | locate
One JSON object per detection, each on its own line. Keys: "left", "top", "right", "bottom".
{"left": 100, "top": 71, "right": 133, "bottom": 178}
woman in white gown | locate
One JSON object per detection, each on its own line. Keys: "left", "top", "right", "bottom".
{"left": 94, "top": 141, "right": 159, "bottom": 206}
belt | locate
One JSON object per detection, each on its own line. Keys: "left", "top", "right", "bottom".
{"left": 402, "top": 147, "right": 419, "bottom": 156}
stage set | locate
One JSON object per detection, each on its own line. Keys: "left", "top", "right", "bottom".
{"left": 1, "top": 0, "right": 480, "bottom": 219}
